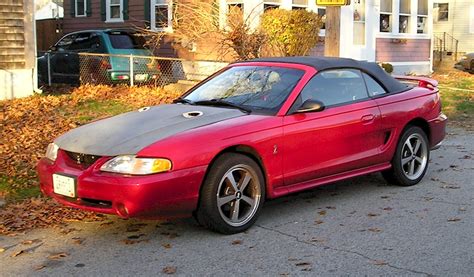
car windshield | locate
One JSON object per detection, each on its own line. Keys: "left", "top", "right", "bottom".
{"left": 183, "top": 66, "right": 304, "bottom": 114}
{"left": 107, "top": 32, "right": 146, "bottom": 49}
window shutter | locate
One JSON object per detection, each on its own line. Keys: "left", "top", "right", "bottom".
{"left": 86, "top": 0, "right": 92, "bottom": 17}
{"left": 101, "top": 0, "right": 107, "bottom": 21}
{"left": 145, "top": 0, "right": 151, "bottom": 25}
{"left": 70, "top": 0, "right": 76, "bottom": 17}
{"left": 123, "top": 0, "right": 129, "bottom": 20}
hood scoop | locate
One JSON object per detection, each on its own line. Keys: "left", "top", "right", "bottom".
{"left": 182, "top": 111, "right": 203, "bottom": 118}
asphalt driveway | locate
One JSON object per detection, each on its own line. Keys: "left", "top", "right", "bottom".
{"left": 1, "top": 127, "right": 473, "bottom": 276}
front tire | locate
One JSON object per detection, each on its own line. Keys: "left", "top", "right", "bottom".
{"left": 382, "top": 126, "right": 430, "bottom": 186}
{"left": 196, "top": 153, "right": 265, "bottom": 234}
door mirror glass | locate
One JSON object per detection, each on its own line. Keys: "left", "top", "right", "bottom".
{"left": 296, "top": 99, "right": 325, "bottom": 113}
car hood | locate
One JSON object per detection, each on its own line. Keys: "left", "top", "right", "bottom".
{"left": 54, "top": 104, "right": 246, "bottom": 156}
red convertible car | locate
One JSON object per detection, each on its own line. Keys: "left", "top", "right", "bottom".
{"left": 37, "top": 57, "right": 447, "bottom": 234}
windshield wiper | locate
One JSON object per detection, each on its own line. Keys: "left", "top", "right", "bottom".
{"left": 194, "top": 99, "right": 251, "bottom": 114}
{"left": 173, "top": 98, "right": 195, "bottom": 105}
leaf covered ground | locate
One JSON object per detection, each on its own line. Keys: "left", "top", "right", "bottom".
{"left": 0, "top": 85, "right": 181, "bottom": 234}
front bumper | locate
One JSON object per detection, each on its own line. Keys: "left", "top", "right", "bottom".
{"left": 37, "top": 151, "right": 206, "bottom": 219}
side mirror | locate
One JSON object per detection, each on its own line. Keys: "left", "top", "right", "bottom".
{"left": 296, "top": 99, "right": 325, "bottom": 113}
{"left": 49, "top": 46, "right": 57, "bottom": 52}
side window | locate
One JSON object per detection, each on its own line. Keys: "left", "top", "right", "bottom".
{"left": 299, "top": 69, "right": 369, "bottom": 107}
{"left": 69, "top": 33, "right": 94, "bottom": 51}
{"left": 362, "top": 73, "right": 387, "bottom": 96}
{"left": 56, "top": 35, "right": 76, "bottom": 51}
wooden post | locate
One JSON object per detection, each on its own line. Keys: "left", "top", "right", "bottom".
{"left": 324, "top": 6, "right": 341, "bottom": 57}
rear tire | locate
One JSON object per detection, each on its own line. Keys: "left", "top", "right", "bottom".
{"left": 196, "top": 153, "right": 265, "bottom": 234}
{"left": 382, "top": 126, "right": 430, "bottom": 186}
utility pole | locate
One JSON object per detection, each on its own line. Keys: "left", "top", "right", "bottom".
{"left": 317, "top": 0, "right": 350, "bottom": 57}
{"left": 324, "top": 6, "right": 341, "bottom": 57}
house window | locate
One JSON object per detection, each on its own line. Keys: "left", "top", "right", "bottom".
{"left": 151, "top": 0, "right": 172, "bottom": 31}
{"left": 292, "top": 0, "right": 307, "bottom": 10}
{"left": 227, "top": 3, "right": 244, "bottom": 24}
{"left": 380, "top": 0, "right": 392, "bottom": 32}
{"left": 263, "top": 1, "right": 280, "bottom": 11}
{"left": 398, "top": 0, "right": 410, "bottom": 33}
{"left": 106, "top": 0, "right": 123, "bottom": 22}
{"left": 317, "top": 8, "right": 326, "bottom": 30}
{"left": 75, "top": 0, "right": 86, "bottom": 17}
{"left": 434, "top": 3, "right": 449, "bottom": 21}
{"left": 417, "top": 0, "right": 428, "bottom": 33}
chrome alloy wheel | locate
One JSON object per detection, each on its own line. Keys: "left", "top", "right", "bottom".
{"left": 400, "top": 133, "right": 428, "bottom": 180}
{"left": 216, "top": 164, "right": 261, "bottom": 227}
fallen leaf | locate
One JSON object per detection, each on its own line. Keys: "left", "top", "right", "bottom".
{"left": 367, "top": 213, "right": 380, "bottom": 217}
{"left": 380, "top": 196, "right": 390, "bottom": 199}
{"left": 162, "top": 243, "right": 172, "bottom": 249}
{"left": 48, "top": 252, "right": 68, "bottom": 260}
{"left": 325, "top": 206, "right": 336, "bottom": 210}
{"left": 11, "top": 250, "right": 25, "bottom": 257}
{"left": 318, "top": 210, "right": 327, "bottom": 216}
{"left": 441, "top": 185, "right": 460, "bottom": 189}
{"left": 72, "top": 237, "right": 84, "bottom": 245}
{"left": 447, "top": 218, "right": 461, "bottom": 222}
{"left": 99, "top": 221, "right": 114, "bottom": 227}
{"left": 295, "top": 262, "right": 311, "bottom": 266}
{"left": 368, "top": 228, "right": 382, "bottom": 233}
{"left": 231, "top": 240, "right": 242, "bottom": 245}
{"left": 162, "top": 266, "right": 177, "bottom": 274}
{"left": 382, "top": 207, "right": 393, "bottom": 211}
{"left": 309, "top": 237, "right": 325, "bottom": 243}
{"left": 35, "top": 265, "right": 46, "bottom": 271}
{"left": 127, "top": 234, "right": 146, "bottom": 240}
{"left": 314, "top": 220, "right": 324, "bottom": 225}
{"left": 21, "top": 239, "right": 41, "bottom": 245}
{"left": 0, "top": 248, "right": 5, "bottom": 253}
{"left": 121, "top": 239, "right": 149, "bottom": 245}
{"left": 373, "top": 260, "right": 388, "bottom": 266}
{"left": 459, "top": 207, "right": 466, "bottom": 212}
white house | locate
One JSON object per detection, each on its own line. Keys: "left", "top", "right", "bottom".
{"left": 222, "top": 0, "right": 434, "bottom": 74}
{"left": 433, "top": 0, "right": 474, "bottom": 53}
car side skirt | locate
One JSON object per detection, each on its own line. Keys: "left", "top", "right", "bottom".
{"left": 271, "top": 162, "right": 392, "bottom": 198}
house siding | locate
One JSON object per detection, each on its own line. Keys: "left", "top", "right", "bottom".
{"left": 433, "top": 0, "right": 474, "bottom": 53}
{"left": 63, "top": 0, "right": 147, "bottom": 33}
{"left": 0, "top": 0, "right": 26, "bottom": 69}
{"left": 376, "top": 38, "right": 431, "bottom": 63}
{"left": 0, "top": 0, "right": 35, "bottom": 100}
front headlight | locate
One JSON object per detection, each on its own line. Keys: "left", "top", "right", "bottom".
{"left": 45, "top": 143, "right": 59, "bottom": 161}
{"left": 100, "top": 155, "right": 172, "bottom": 175}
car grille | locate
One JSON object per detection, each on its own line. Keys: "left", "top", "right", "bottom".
{"left": 65, "top": 151, "right": 102, "bottom": 168}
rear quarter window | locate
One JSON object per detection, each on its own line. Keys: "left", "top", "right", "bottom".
{"left": 107, "top": 33, "right": 146, "bottom": 49}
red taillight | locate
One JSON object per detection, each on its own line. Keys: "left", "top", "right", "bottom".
{"left": 100, "top": 60, "right": 112, "bottom": 70}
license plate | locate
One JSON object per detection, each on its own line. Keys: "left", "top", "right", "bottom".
{"left": 135, "top": 74, "right": 148, "bottom": 81}
{"left": 53, "top": 174, "right": 76, "bottom": 198}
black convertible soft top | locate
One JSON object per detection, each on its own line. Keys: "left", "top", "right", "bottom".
{"left": 248, "top": 56, "right": 409, "bottom": 94}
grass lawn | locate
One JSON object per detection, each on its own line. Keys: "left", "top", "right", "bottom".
{"left": 432, "top": 71, "right": 474, "bottom": 124}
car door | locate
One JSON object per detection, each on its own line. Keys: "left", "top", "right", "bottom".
{"left": 282, "top": 68, "right": 386, "bottom": 186}
{"left": 50, "top": 34, "right": 76, "bottom": 79}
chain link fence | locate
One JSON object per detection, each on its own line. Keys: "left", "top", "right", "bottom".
{"left": 37, "top": 52, "right": 227, "bottom": 87}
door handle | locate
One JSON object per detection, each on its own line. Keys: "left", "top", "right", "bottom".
{"left": 361, "top": 114, "right": 375, "bottom": 123}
